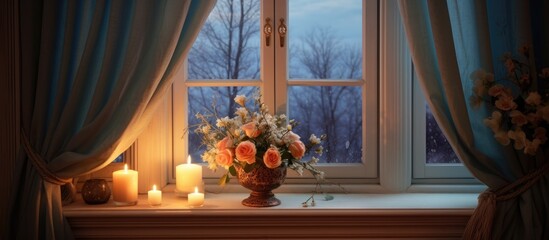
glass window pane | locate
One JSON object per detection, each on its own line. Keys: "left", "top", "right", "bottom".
{"left": 288, "top": 86, "right": 362, "bottom": 163}
{"left": 112, "top": 154, "right": 124, "bottom": 163}
{"left": 288, "top": 0, "right": 362, "bottom": 80}
{"left": 187, "top": 86, "right": 259, "bottom": 163}
{"left": 188, "top": 0, "right": 260, "bottom": 80}
{"left": 426, "top": 104, "right": 459, "bottom": 164}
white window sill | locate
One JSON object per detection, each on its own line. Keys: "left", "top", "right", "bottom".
{"left": 65, "top": 192, "right": 478, "bottom": 239}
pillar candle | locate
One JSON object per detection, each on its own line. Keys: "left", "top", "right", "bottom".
{"left": 188, "top": 186, "right": 204, "bottom": 207}
{"left": 148, "top": 184, "right": 162, "bottom": 206}
{"left": 176, "top": 156, "right": 202, "bottom": 196}
{"left": 112, "top": 164, "right": 138, "bottom": 206}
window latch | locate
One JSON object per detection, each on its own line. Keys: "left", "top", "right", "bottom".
{"left": 264, "top": 18, "right": 272, "bottom": 47}
{"left": 278, "top": 18, "right": 287, "bottom": 48}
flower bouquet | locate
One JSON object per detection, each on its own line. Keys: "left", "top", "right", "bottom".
{"left": 471, "top": 45, "right": 549, "bottom": 155}
{"left": 193, "top": 93, "right": 326, "bottom": 206}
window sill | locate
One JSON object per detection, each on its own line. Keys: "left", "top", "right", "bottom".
{"left": 65, "top": 192, "right": 478, "bottom": 239}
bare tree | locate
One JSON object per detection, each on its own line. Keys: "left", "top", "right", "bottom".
{"left": 290, "top": 29, "right": 363, "bottom": 163}
{"left": 187, "top": 0, "right": 260, "bottom": 161}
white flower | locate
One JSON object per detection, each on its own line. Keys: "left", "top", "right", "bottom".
{"left": 215, "top": 117, "right": 231, "bottom": 128}
{"left": 234, "top": 95, "right": 247, "bottom": 106}
{"left": 201, "top": 125, "right": 211, "bottom": 134}
{"left": 309, "top": 134, "right": 321, "bottom": 145}
{"left": 235, "top": 107, "right": 248, "bottom": 118}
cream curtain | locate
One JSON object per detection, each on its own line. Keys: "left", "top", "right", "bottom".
{"left": 9, "top": 0, "right": 216, "bottom": 239}
{"left": 399, "top": 0, "right": 549, "bottom": 239}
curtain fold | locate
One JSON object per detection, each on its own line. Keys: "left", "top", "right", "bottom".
{"left": 399, "top": 0, "right": 549, "bottom": 239}
{"left": 10, "top": 0, "right": 216, "bottom": 239}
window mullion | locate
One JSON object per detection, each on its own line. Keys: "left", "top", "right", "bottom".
{"left": 261, "top": 0, "right": 276, "bottom": 113}
{"left": 273, "top": 0, "right": 288, "bottom": 115}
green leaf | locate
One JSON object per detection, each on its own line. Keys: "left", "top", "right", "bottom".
{"left": 229, "top": 166, "right": 237, "bottom": 176}
{"left": 218, "top": 173, "right": 230, "bottom": 186}
{"left": 323, "top": 194, "right": 334, "bottom": 201}
{"left": 243, "top": 163, "right": 256, "bottom": 173}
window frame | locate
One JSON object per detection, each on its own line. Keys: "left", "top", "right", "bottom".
{"left": 128, "top": 0, "right": 485, "bottom": 194}
{"left": 411, "top": 73, "right": 477, "bottom": 180}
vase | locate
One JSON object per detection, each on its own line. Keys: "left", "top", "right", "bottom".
{"left": 235, "top": 164, "right": 287, "bottom": 207}
{"left": 81, "top": 179, "right": 111, "bottom": 205}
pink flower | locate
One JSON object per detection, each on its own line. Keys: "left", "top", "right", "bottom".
{"left": 241, "top": 122, "right": 261, "bottom": 138}
{"left": 539, "top": 68, "right": 549, "bottom": 78}
{"left": 504, "top": 58, "right": 515, "bottom": 74}
{"left": 494, "top": 130, "right": 510, "bottom": 146}
{"left": 284, "top": 131, "right": 301, "bottom": 144}
{"left": 215, "top": 149, "right": 234, "bottom": 168}
{"left": 508, "top": 129, "right": 527, "bottom": 150}
{"left": 525, "top": 92, "right": 542, "bottom": 106}
{"left": 509, "top": 110, "right": 528, "bottom": 127}
{"left": 524, "top": 139, "right": 541, "bottom": 155}
{"left": 289, "top": 140, "right": 306, "bottom": 159}
{"left": 534, "top": 127, "right": 547, "bottom": 144}
{"left": 216, "top": 136, "right": 233, "bottom": 151}
{"left": 488, "top": 84, "right": 508, "bottom": 97}
{"left": 495, "top": 96, "right": 517, "bottom": 111}
{"left": 263, "top": 147, "right": 282, "bottom": 169}
{"left": 235, "top": 141, "right": 257, "bottom": 164}
{"left": 484, "top": 111, "right": 502, "bottom": 133}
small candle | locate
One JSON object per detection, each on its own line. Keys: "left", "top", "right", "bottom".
{"left": 188, "top": 186, "right": 204, "bottom": 207}
{"left": 112, "top": 164, "right": 138, "bottom": 206}
{"left": 176, "top": 156, "right": 203, "bottom": 197}
{"left": 148, "top": 184, "right": 162, "bottom": 206}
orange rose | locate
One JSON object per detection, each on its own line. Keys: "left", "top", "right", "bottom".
{"left": 241, "top": 122, "right": 261, "bottom": 138}
{"left": 289, "top": 140, "right": 306, "bottom": 159}
{"left": 263, "top": 147, "right": 281, "bottom": 169}
{"left": 216, "top": 136, "right": 233, "bottom": 151}
{"left": 236, "top": 141, "right": 257, "bottom": 164}
{"left": 215, "top": 149, "right": 234, "bottom": 167}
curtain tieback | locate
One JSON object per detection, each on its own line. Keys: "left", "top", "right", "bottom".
{"left": 463, "top": 161, "right": 549, "bottom": 240}
{"left": 21, "top": 130, "right": 72, "bottom": 185}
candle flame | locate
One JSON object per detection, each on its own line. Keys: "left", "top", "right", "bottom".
{"left": 124, "top": 164, "right": 128, "bottom": 172}
{"left": 187, "top": 155, "right": 192, "bottom": 164}
{"left": 194, "top": 186, "right": 198, "bottom": 193}
{"left": 153, "top": 184, "right": 157, "bottom": 191}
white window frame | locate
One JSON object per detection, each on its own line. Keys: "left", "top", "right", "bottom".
{"left": 128, "top": 0, "right": 485, "bottom": 194}
{"left": 411, "top": 72, "right": 476, "bottom": 180}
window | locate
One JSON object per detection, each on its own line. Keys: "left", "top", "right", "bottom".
{"left": 152, "top": 0, "right": 482, "bottom": 192}
{"left": 412, "top": 72, "right": 476, "bottom": 180}
{"left": 172, "top": 0, "right": 378, "bottom": 183}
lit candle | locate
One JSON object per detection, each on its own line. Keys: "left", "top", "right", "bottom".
{"left": 112, "top": 164, "right": 138, "bottom": 206}
{"left": 176, "top": 156, "right": 202, "bottom": 197}
{"left": 148, "top": 184, "right": 162, "bottom": 206}
{"left": 188, "top": 186, "right": 204, "bottom": 207}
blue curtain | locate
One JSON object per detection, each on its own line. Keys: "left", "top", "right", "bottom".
{"left": 10, "top": 0, "right": 215, "bottom": 239}
{"left": 399, "top": 0, "right": 549, "bottom": 239}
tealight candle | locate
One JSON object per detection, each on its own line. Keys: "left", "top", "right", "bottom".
{"left": 175, "top": 156, "right": 202, "bottom": 197}
{"left": 148, "top": 184, "right": 162, "bottom": 206}
{"left": 188, "top": 186, "right": 204, "bottom": 207}
{"left": 112, "top": 164, "right": 138, "bottom": 206}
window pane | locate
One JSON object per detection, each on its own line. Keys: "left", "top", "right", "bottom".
{"left": 187, "top": 0, "right": 260, "bottom": 80}
{"left": 112, "top": 154, "right": 124, "bottom": 163}
{"left": 187, "top": 86, "right": 258, "bottom": 163}
{"left": 288, "top": 86, "right": 362, "bottom": 163}
{"left": 426, "top": 104, "right": 459, "bottom": 164}
{"left": 288, "top": 0, "right": 362, "bottom": 80}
